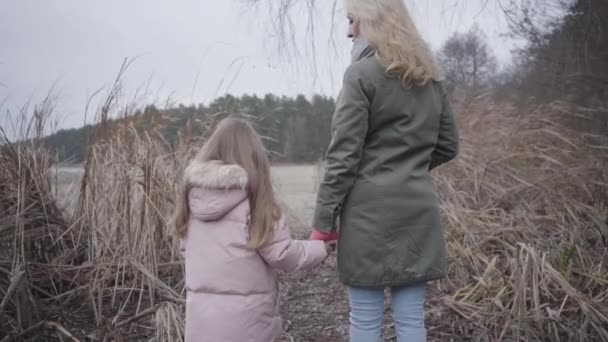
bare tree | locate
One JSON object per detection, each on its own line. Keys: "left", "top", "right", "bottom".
{"left": 241, "top": 0, "right": 500, "bottom": 64}
{"left": 437, "top": 25, "right": 497, "bottom": 91}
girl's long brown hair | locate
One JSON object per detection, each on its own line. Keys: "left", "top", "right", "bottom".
{"left": 173, "top": 117, "right": 281, "bottom": 249}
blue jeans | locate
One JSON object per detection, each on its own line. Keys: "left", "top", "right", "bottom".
{"left": 348, "top": 283, "right": 426, "bottom": 342}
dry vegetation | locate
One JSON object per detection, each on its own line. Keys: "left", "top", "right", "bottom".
{"left": 430, "top": 93, "right": 608, "bottom": 341}
{"left": 1, "top": 87, "right": 607, "bottom": 341}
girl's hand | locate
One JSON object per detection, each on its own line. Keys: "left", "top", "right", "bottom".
{"left": 325, "top": 241, "right": 337, "bottom": 254}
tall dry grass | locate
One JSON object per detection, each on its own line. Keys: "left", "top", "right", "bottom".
{"left": 433, "top": 93, "right": 608, "bottom": 341}
{"left": 0, "top": 87, "right": 606, "bottom": 341}
{"left": 0, "top": 99, "right": 78, "bottom": 340}
{"left": 0, "top": 80, "right": 211, "bottom": 340}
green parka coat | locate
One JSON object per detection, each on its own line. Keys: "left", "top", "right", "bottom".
{"left": 313, "top": 50, "right": 459, "bottom": 287}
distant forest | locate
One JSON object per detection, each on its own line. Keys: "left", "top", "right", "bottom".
{"left": 45, "top": 94, "right": 336, "bottom": 163}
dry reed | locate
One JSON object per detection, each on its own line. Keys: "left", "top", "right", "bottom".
{"left": 432, "top": 92, "right": 608, "bottom": 341}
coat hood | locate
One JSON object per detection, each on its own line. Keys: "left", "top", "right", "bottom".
{"left": 184, "top": 160, "right": 249, "bottom": 222}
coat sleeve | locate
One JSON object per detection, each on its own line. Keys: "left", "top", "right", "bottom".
{"left": 429, "top": 83, "right": 459, "bottom": 171}
{"left": 258, "top": 217, "right": 327, "bottom": 273}
{"left": 312, "top": 65, "right": 371, "bottom": 232}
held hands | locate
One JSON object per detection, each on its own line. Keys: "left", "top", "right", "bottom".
{"left": 310, "top": 229, "right": 338, "bottom": 242}
{"left": 324, "top": 240, "right": 337, "bottom": 254}
{"left": 310, "top": 229, "right": 338, "bottom": 254}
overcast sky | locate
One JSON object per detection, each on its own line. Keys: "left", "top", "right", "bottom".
{"left": 0, "top": 0, "right": 516, "bottom": 132}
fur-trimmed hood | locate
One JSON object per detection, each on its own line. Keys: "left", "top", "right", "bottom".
{"left": 184, "top": 160, "right": 249, "bottom": 222}
{"left": 185, "top": 160, "right": 248, "bottom": 189}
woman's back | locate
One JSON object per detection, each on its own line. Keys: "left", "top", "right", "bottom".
{"left": 352, "top": 57, "right": 448, "bottom": 185}
{"left": 314, "top": 54, "right": 458, "bottom": 287}
{"left": 312, "top": 2, "right": 459, "bottom": 340}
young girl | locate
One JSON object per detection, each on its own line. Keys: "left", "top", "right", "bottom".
{"left": 173, "top": 117, "right": 331, "bottom": 342}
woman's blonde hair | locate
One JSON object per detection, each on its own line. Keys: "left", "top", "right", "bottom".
{"left": 173, "top": 117, "right": 281, "bottom": 249}
{"left": 345, "top": 0, "right": 441, "bottom": 86}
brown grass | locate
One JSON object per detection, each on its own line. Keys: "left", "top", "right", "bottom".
{"left": 431, "top": 92, "right": 608, "bottom": 341}
{"left": 0, "top": 87, "right": 607, "bottom": 341}
{"left": 0, "top": 74, "right": 206, "bottom": 340}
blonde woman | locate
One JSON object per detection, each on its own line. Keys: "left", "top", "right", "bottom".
{"left": 174, "top": 118, "right": 331, "bottom": 342}
{"left": 310, "top": 1, "right": 459, "bottom": 341}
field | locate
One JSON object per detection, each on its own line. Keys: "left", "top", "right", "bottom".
{"left": 2, "top": 94, "right": 607, "bottom": 341}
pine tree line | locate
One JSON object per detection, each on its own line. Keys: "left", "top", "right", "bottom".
{"left": 45, "top": 94, "right": 336, "bottom": 164}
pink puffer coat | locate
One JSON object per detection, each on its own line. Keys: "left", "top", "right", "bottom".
{"left": 181, "top": 160, "right": 327, "bottom": 342}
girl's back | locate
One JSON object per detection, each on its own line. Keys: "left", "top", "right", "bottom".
{"left": 183, "top": 161, "right": 274, "bottom": 296}
{"left": 181, "top": 160, "right": 327, "bottom": 342}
